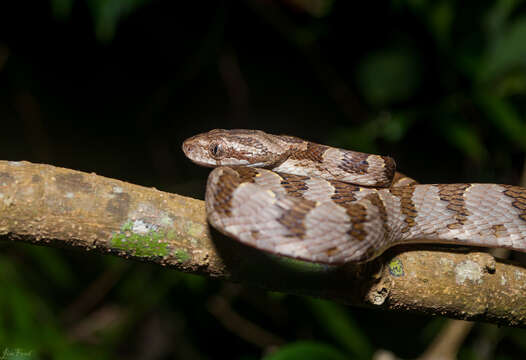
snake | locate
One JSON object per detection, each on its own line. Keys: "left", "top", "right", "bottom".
{"left": 182, "top": 129, "right": 526, "bottom": 264}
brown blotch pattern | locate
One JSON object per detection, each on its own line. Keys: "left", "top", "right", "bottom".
{"left": 209, "top": 169, "right": 242, "bottom": 217}
{"left": 345, "top": 202, "right": 368, "bottom": 242}
{"left": 502, "top": 185, "right": 526, "bottom": 222}
{"left": 364, "top": 192, "right": 389, "bottom": 239}
{"left": 390, "top": 185, "right": 417, "bottom": 232}
{"left": 437, "top": 184, "right": 472, "bottom": 229}
{"left": 329, "top": 180, "right": 360, "bottom": 205}
{"left": 491, "top": 224, "right": 508, "bottom": 238}
{"left": 233, "top": 167, "right": 259, "bottom": 183}
{"left": 277, "top": 198, "right": 317, "bottom": 239}
{"left": 337, "top": 151, "right": 369, "bottom": 175}
{"left": 381, "top": 157, "right": 397, "bottom": 186}
{"left": 279, "top": 173, "right": 310, "bottom": 198}
{"left": 289, "top": 142, "right": 328, "bottom": 163}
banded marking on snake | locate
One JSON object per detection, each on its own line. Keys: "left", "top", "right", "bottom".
{"left": 183, "top": 129, "right": 526, "bottom": 264}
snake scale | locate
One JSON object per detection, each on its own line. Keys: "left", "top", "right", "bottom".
{"left": 183, "top": 129, "right": 526, "bottom": 264}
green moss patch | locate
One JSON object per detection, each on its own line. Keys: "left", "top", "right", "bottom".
{"left": 388, "top": 258, "right": 404, "bottom": 277}
{"left": 174, "top": 249, "right": 190, "bottom": 262}
{"left": 111, "top": 221, "right": 169, "bottom": 258}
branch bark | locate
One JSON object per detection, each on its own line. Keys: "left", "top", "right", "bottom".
{"left": 1, "top": 160, "right": 525, "bottom": 327}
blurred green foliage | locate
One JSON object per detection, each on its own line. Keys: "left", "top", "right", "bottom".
{"left": 52, "top": 0, "right": 150, "bottom": 42}
{"left": 1, "top": 0, "right": 526, "bottom": 359}
{"left": 357, "top": 48, "right": 421, "bottom": 106}
{"left": 263, "top": 341, "right": 348, "bottom": 360}
{"left": 306, "top": 299, "right": 372, "bottom": 359}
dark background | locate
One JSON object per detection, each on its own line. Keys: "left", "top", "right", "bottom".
{"left": 1, "top": 0, "right": 526, "bottom": 359}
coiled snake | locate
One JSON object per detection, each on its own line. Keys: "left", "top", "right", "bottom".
{"left": 183, "top": 129, "right": 526, "bottom": 264}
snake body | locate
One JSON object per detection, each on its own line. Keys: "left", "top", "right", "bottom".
{"left": 183, "top": 129, "right": 526, "bottom": 264}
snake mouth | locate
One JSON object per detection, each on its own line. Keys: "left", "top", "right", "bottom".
{"left": 190, "top": 160, "right": 216, "bottom": 168}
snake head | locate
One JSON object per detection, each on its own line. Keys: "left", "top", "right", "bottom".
{"left": 182, "top": 129, "right": 287, "bottom": 168}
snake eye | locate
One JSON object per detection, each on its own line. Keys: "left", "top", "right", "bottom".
{"left": 209, "top": 143, "right": 223, "bottom": 159}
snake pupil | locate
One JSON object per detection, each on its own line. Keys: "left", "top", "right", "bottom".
{"left": 210, "top": 143, "right": 221, "bottom": 158}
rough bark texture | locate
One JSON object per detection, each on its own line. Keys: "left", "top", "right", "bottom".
{"left": 1, "top": 160, "right": 525, "bottom": 327}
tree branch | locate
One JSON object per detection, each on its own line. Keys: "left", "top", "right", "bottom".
{"left": 1, "top": 160, "right": 525, "bottom": 327}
